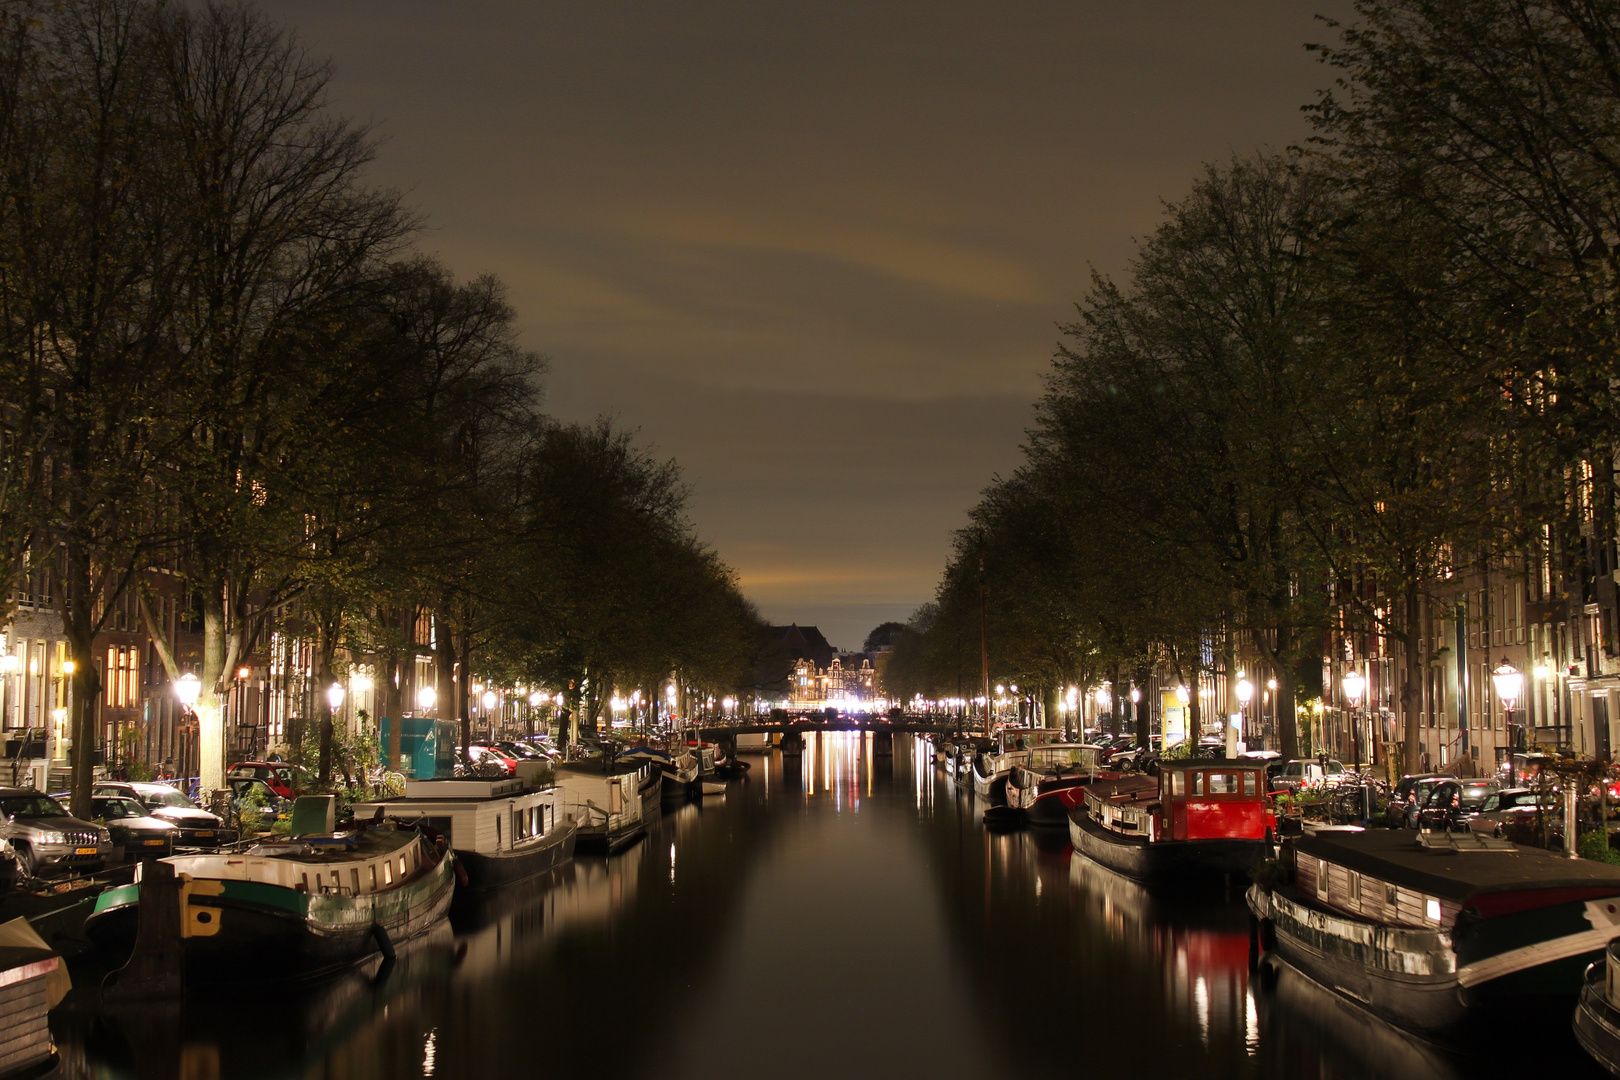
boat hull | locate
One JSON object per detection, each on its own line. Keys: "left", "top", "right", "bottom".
{"left": 1252, "top": 882, "right": 1612, "bottom": 1039}
{"left": 1069, "top": 809, "right": 1264, "bottom": 883}
{"left": 87, "top": 850, "right": 455, "bottom": 984}
{"left": 1576, "top": 969, "right": 1620, "bottom": 1077}
{"left": 574, "top": 821, "right": 645, "bottom": 855}
{"left": 455, "top": 821, "right": 576, "bottom": 896}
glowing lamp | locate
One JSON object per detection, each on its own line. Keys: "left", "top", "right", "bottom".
{"left": 1492, "top": 661, "right": 1523, "bottom": 712}
{"left": 1235, "top": 678, "right": 1254, "bottom": 706}
{"left": 326, "top": 682, "right": 345, "bottom": 711}
{"left": 482, "top": 690, "right": 498, "bottom": 710}
{"left": 174, "top": 672, "right": 201, "bottom": 709}
{"left": 416, "top": 685, "right": 437, "bottom": 710}
{"left": 1341, "top": 670, "right": 1366, "bottom": 706}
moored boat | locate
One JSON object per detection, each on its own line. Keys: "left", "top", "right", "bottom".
{"left": 350, "top": 778, "right": 574, "bottom": 900}
{"left": 1068, "top": 759, "right": 1274, "bottom": 883}
{"left": 972, "top": 728, "right": 1066, "bottom": 804}
{"left": 556, "top": 758, "right": 652, "bottom": 855}
{"left": 1011, "top": 744, "right": 1118, "bottom": 830}
{"left": 86, "top": 797, "right": 454, "bottom": 983}
{"left": 1250, "top": 827, "right": 1620, "bottom": 1039}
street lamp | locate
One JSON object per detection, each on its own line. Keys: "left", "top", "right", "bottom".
{"left": 174, "top": 672, "right": 201, "bottom": 713}
{"left": 326, "top": 682, "right": 345, "bottom": 713}
{"left": 1234, "top": 678, "right": 1253, "bottom": 757}
{"left": 1494, "top": 660, "right": 1524, "bottom": 784}
{"left": 416, "top": 685, "right": 437, "bottom": 711}
{"left": 1342, "top": 669, "right": 1368, "bottom": 821}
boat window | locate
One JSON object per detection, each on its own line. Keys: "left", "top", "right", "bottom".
{"left": 369, "top": 866, "right": 377, "bottom": 891}
{"left": 398, "top": 856, "right": 407, "bottom": 879}
{"left": 351, "top": 869, "right": 360, "bottom": 894}
{"left": 300, "top": 873, "right": 308, "bottom": 893}
{"left": 1206, "top": 773, "right": 1239, "bottom": 795}
{"left": 1384, "top": 882, "right": 1398, "bottom": 907}
{"left": 1346, "top": 872, "right": 1360, "bottom": 903}
{"left": 383, "top": 861, "right": 393, "bottom": 886}
{"left": 1316, "top": 859, "right": 1328, "bottom": 897}
{"left": 1242, "top": 772, "right": 1257, "bottom": 796}
{"left": 496, "top": 815, "right": 502, "bottom": 849}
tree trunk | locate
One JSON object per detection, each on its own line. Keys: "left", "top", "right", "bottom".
{"left": 457, "top": 624, "right": 472, "bottom": 753}
{"left": 1400, "top": 577, "right": 1423, "bottom": 783}
{"left": 433, "top": 600, "right": 457, "bottom": 749}
{"left": 1107, "top": 662, "right": 1121, "bottom": 738}
{"left": 198, "top": 586, "right": 229, "bottom": 796}
{"left": 1134, "top": 660, "right": 1153, "bottom": 748}
{"left": 62, "top": 547, "right": 101, "bottom": 820}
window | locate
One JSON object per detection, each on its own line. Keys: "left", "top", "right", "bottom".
{"left": 1425, "top": 897, "right": 1442, "bottom": 923}
{"left": 350, "top": 869, "right": 360, "bottom": 894}
{"left": 1166, "top": 772, "right": 1184, "bottom": 796}
{"left": 1347, "top": 872, "right": 1361, "bottom": 903}
{"left": 1206, "top": 773, "right": 1239, "bottom": 795}
{"left": 1242, "top": 772, "right": 1257, "bottom": 796}
{"left": 1316, "top": 859, "right": 1329, "bottom": 896}
{"left": 369, "top": 866, "right": 377, "bottom": 890}
{"left": 383, "top": 861, "right": 393, "bottom": 886}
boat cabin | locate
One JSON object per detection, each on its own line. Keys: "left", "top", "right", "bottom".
{"left": 1158, "top": 760, "right": 1273, "bottom": 842}
{"left": 352, "top": 778, "right": 562, "bottom": 857}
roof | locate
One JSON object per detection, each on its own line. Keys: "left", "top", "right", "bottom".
{"left": 1296, "top": 828, "right": 1620, "bottom": 903}
{"left": 1159, "top": 758, "right": 1268, "bottom": 771}
{"left": 771, "top": 624, "right": 835, "bottom": 669}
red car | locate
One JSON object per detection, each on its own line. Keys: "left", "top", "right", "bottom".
{"left": 226, "top": 762, "right": 309, "bottom": 800}
{"left": 467, "top": 745, "right": 518, "bottom": 777}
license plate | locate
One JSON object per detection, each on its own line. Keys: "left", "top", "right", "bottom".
{"left": 74, "top": 847, "right": 97, "bottom": 855}
{"left": 144, "top": 839, "right": 165, "bottom": 846}
{"left": 194, "top": 830, "right": 214, "bottom": 838}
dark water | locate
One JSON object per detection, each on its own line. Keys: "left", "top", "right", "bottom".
{"left": 52, "top": 733, "right": 1606, "bottom": 1079}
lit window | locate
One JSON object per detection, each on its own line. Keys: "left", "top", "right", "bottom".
{"left": 1425, "top": 898, "right": 1442, "bottom": 922}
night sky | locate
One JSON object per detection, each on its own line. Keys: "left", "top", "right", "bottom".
{"left": 265, "top": 1, "right": 1348, "bottom": 652}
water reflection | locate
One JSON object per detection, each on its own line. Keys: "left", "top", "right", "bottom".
{"left": 46, "top": 733, "right": 1612, "bottom": 1079}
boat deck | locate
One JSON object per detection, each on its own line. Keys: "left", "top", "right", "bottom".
{"left": 1294, "top": 828, "right": 1620, "bottom": 904}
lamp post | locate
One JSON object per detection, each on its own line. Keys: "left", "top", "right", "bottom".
{"left": 1342, "top": 669, "right": 1368, "bottom": 822}
{"left": 1493, "top": 660, "right": 1523, "bottom": 785}
{"left": 1234, "top": 677, "right": 1253, "bottom": 758}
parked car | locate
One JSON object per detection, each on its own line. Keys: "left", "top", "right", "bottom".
{"left": 226, "top": 761, "right": 309, "bottom": 799}
{"left": 1271, "top": 759, "right": 1348, "bottom": 794}
{"left": 1467, "top": 786, "right": 1557, "bottom": 838}
{"left": 0, "top": 788, "right": 112, "bottom": 876}
{"left": 93, "top": 781, "right": 236, "bottom": 848}
{"left": 1414, "top": 778, "right": 1501, "bottom": 831}
{"left": 1386, "top": 773, "right": 1446, "bottom": 827}
{"left": 91, "top": 795, "right": 176, "bottom": 860}
{"left": 495, "top": 740, "right": 554, "bottom": 762}
{"left": 468, "top": 744, "right": 519, "bottom": 776}
{"left": 228, "top": 777, "right": 293, "bottom": 830}
{"left": 454, "top": 746, "right": 508, "bottom": 779}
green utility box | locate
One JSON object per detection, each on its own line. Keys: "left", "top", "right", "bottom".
{"left": 376, "top": 716, "right": 457, "bottom": 779}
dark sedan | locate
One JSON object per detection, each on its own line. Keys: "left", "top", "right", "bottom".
{"left": 1387, "top": 774, "right": 1446, "bottom": 827}
{"left": 92, "top": 796, "right": 176, "bottom": 860}
{"left": 93, "top": 781, "right": 236, "bottom": 848}
{"left": 1414, "top": 778, "right": 1501, "bottom": 831}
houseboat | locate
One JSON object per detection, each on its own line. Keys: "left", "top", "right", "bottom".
{"left": 1068, "top": 758, "right": 1274, "bottom": 883}
{"left": 1249, "top": 827, "right": 1620, "bottom": 1038}
{"left": 86, "top": 796, "right": 455, "bottom": 982}
{"left": 998, "top": 744, "right": 1116, "bottom": 830}
{"left": 971, "top": 728, "right": 1067, "bottom": 804}
{"left": 350, "top": 778, "right": 574, "bottom": 900}
{"left": 556, "top": 758, "right": 653, "bottom": 855}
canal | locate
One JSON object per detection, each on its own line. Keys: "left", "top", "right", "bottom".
{"left": 51, "top": 733, "right": 1608, "bottom": 1079}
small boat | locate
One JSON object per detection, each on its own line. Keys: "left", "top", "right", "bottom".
{"left": 622, "top": 745, "right": 700, "bottom": 802}
{"left": 638, "top": 765, "right": 662, "bottom": 826}
{"left": 350, "top": 778, "right": 574, "bottom": 900}
{"left": 1068, "top": 759, "right": 1274, "bottom": 883}
{"left": 971, "top": 728, "right": 1066, "bottom": 804}
{"left": 1253, "top": 827, "right": 1620, "bottom": 1039}
{"left": 698, "top": 778, "right": 727, "bottom": 797}
{"left": 87, "top": 796, "right": 455, "bottom": 983}
{"left": 556, "top": 758, "right": 653, "bottom": 855}
{"left": 1000, "top": 744, "right": 1116, "bottom": 830}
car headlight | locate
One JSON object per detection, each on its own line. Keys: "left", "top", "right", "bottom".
{"left": 97, "top": 828, "right": 111, "bottom": 843}
{"left": 36, "top": 831, "right": 65, "bottom": 845}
